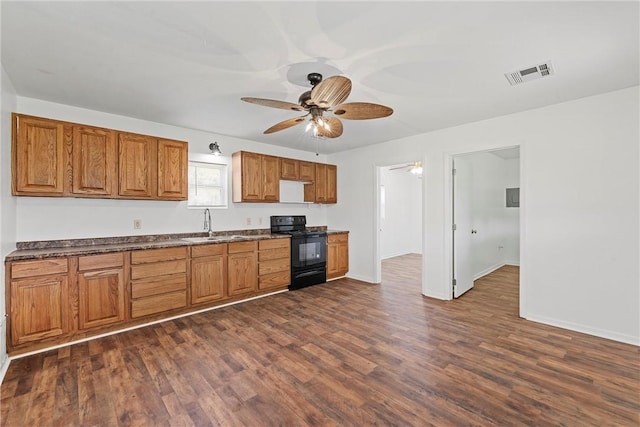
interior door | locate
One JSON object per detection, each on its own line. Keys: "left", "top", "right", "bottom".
{"left": 453, "top": 156, "right": 474, "bottom": 297}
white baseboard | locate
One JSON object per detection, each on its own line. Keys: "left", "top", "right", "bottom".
{"left": 473, "top": 263, "right": 505, "bottom": 281}
{"left": 0, "top": 356, "right": 10, "bottom": 384}
{"left": 503, "top": 259, "right": 520, "bottom": 266}
{"left": 525, "top": 313, "right": 640, "bottom": 346}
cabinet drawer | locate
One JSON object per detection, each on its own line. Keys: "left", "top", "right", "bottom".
{"left": 259, "top": 258, "right": 290, "bottom": 275}
{"left": 131, "top": 247, "right": 187, "bottom": 264}
{"left": 259, "top": 239, "right": 290, "bottom": 250}
{"left": 258, "top": 247, "right": 290, "bottom": 262}
{"left": 131, "top": 291, "right": 186, "bottom": 318}
{"left": 191, "top": 244, "right": 226, "bottom": 258}
{"left": 259, "top": 271, "right": 290, "bottom": 290}
{"left": 131, "top": 259, "right": 186, "bottom": 280}
{"left": 228, "top": 241, "right": 258, "bottom": 254}
{"left": 78, "top": 252, "right": 124, "bottom": 271}
{"left": 11, "top": 258, "right": 68, "bottom": 279}
{"left": 328, "top": 233, "right": 348, "bottom": 244}
{"left": 131, "top": 273, "right": 187, "bottom": 299}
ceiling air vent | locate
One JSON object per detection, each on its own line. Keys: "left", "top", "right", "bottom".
{"left": 505, "top": 61, "right": 554, "bottom": 86}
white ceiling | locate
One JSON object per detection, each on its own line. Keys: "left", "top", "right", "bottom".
{"left": 2, "top": 1, "right": 638, "bottom": 154}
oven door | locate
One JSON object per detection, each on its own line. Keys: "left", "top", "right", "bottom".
{"left": 291, "top": 233, "right": 326, "bottom": 269}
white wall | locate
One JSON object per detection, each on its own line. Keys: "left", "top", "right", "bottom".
{"left": 328, "top": 86, "right": 639, "bottom": 345}
{"left": 461, "top": 151, "right": 520, "bottom": 279}
{"left": 14, "top": 97, "right": 329, "bottom": 241}
{"left": 380, "top": 167, "right": 422, "bottom": 259}
{"left": 1, "top": 65, "right": 18, "bottom": 371}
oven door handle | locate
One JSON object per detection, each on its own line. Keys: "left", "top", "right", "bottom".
{"left": 295, "top": 270, "right": 324, "bottom": 278}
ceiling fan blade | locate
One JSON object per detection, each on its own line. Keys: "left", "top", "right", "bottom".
{"left": 333, "top": 102, "right": 393, "bottom": 120}
{"left": 241, "top": 97, "right": 304, "bottom": 111}
{"left": 310, "top": 76, "right": 352, "bottom": 108}
{"left": 317, "top": 117, "right": 343, "bottom": 138}
{"left": 389, "top": 164, "right": 411, "bottom": 170}
{"left": 263, "top": 116, "right": 307, "bottom": 134}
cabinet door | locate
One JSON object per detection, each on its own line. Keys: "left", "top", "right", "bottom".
{"left": 157, "top": 139, "right": 188, "bottom": 200}
{"left": 261, "top": 155, "right": 280, "bottom": 201}
{"left": 72, "top": 125, "right": 117, "bottom": 196}
{"left": 280, "top": 158, "right": 299, "bottom": 180}
{"left": 326, "top": 164, "right": 337, "bottom": 203}
{"left": 241, "top": 152, "right": 262, "bottom": 201}
{"left": 12, "top": 114, "right": 65, "bottom": 195}
{"left": 315, "top": 163, "right": 328, "bottom": 203}
{"left": 228, "top": 252, "right": 258, "bottom": 296}
{"left": 78, "top": 268, "right": 125, "bottom": 329}
{"left": 118, "top": 133, "right": 157, "bottom": 198}
{"left": 191, "top": 255, "right": 226, "bottom": 304}
{"left": 299, "top": 161, "right": 314, "bottom": 181}
{"left": 337, "top": 242, "right": 349, "bottom": 275}
{"left": 326, "top": 243, "right": 339, "bottom": 279}
{"left": 10, "top": 275, "right": 70, "bottom": 346}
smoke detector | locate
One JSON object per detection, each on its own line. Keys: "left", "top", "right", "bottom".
{"left": 505, "top": 61, "right": 554, "bottom": 86}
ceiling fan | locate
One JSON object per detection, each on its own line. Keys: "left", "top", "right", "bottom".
{"left": 390, "top": 161, "right": 423, "bottom": 176}
{"left": 241, "top": 72, "right": 393, "bottom": 138}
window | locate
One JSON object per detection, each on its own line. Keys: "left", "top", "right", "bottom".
{"left": 188, "top": 161, "right": 228, "bottom": 208}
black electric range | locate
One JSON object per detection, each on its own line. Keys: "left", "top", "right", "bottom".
{"left": 270, "top": 216, "right": 327, "bottom": 290}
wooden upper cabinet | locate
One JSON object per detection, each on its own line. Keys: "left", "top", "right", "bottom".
{"left": 12, "top": 114, "right": 66, "bottom": 196}
{"left": 12, "top": 114, "right": 189, "bottom": 201}
{"left": 315, "top": 163, "right": 328, "bottom": 203}
{"left": 72, "top": 125, "right": 117, "bottom": 196}
{"left": 304, "top": 162, "right": 337, "bottom": 204}
{"left": 299, "top": 161, "right": 315, "bottom": 181}
{"left": 118, "top": 132, "right": 157, "bottom": 199}
{"left": 326, "top": 164, "right": 337, "bottom": 203}
{"left": 233, "top": 151, "right": 335, "bottom": 204}
{"left": 280, "top": 158, "right": 299, "bottom": 180}
{"left": 157, "top": 139, "right": 188, "bottom": 200}
{"left": 261, "top": 154, "right": 280, "bottom": 201}
{"left": 233, "top": 151, "right": 279, "bottom": 202}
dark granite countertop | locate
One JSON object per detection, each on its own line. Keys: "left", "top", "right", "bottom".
{"left": 6, "top": 231, "right": 289, "bottom": 262}
{"left": 326, "top": 230, "right": 349, "bottom": 235}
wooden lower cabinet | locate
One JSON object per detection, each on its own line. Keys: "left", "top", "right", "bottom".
{"left": 327, "top": 233, "right": 349, "bottom": 280}
{"left": 191, "top": 244, "right": 227, "bottom": 304}
{"left": 77, "top": 253, "right": 126, "bottom": 330}
{"left": 130, "top": 247, "right": 187, "bottom": 318}
{"left": 9, "top": 258, "right": 70, "bottom": 346}
{"left": 258, "top": 239, "right": 290, "bottom": 290}
{"left": 6, "top": 238, "right": 295, "bottom": 355}
{"left": 227, "top": 241, "right": 258, "bottom": 297}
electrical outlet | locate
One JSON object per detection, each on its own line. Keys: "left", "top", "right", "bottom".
{"left": 133, "top": 219, "right": 142, "bottom": 230}
{"left": 246, "top": 217, "right": 252, "bottom": 225}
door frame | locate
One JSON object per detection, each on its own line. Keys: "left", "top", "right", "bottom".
{"left": 443, "top": 145, "right": 524, "bottom": 313}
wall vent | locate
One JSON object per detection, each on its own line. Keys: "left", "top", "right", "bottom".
{"left": 505, "top": 61, "right": 554, "bottom": 86}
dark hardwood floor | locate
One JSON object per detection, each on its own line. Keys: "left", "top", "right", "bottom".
{"left": 2, "top": 255, "right": 639, "bottom": 426}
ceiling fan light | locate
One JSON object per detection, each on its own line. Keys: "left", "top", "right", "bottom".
{"left": 305, "top": 122, "right": 313, "bottom": 132}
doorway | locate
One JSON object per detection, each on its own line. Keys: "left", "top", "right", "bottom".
{"left": 451, "top": 147, "right": 521, "bottom": 299}
{"left": 376, "top": 161, "right": 423, "bottom": 290}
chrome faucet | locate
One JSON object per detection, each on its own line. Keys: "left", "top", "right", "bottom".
{"left": 203, "top": 208, "right": 213, "bottom": 237}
